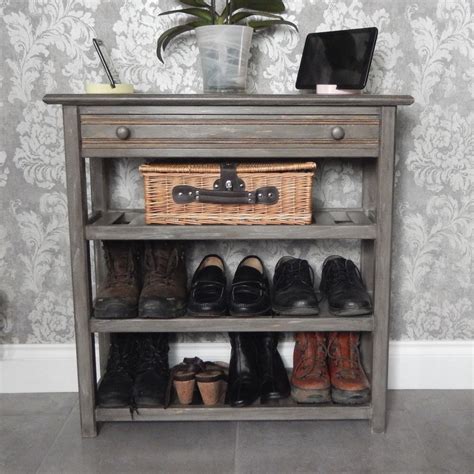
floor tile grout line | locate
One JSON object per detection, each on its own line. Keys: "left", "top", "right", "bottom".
{"left": 35, "top": 401, "right": 77, "bottom": 474}
{"left": 233, "top": 421, "right": 240, "bottom": 474}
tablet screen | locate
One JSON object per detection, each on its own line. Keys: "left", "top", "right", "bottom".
{"left": 296, "top": 27, "right": 378, "bottom": 90}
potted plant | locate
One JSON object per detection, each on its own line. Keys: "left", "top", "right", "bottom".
{"left": 157, "top": 0, "right": 297, "bottom": 92}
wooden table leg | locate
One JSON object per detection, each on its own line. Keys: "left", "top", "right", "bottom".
{"left": 371, "top": 106, "right": 396, "bottom": 433}
{"left": 63, "top": 106, "right": 97, "bottom": 437}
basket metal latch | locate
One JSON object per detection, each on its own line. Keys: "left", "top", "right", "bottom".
{"left": 213, "top": 163, "right": 245, "bottom": 192}
{"left": 172, "top": 163, "right": 279, "bottom": 205}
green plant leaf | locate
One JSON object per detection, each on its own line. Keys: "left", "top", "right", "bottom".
{"left": 178, "top": 0, "right": 211, "bottom": 8}
{"left": 248, "top": 18, "right": 298, "bottom": 31}
{"left": 221, "top": 0, "right": 285, "bottom": 21}
{"left": 231, "top": 0, "right": 286, "bottom": 14}
{"left": 230, "top": 9, "right": 283, "bottom": 23}
{"left": 157, "top": 20, "right": 206, "bottom": 63}
{"left": 159, "top": 8, "right": 213, "bottom": 22}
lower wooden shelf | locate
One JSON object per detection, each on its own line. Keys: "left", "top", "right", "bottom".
{"left": 96, "top": 402, "right": 372, "bottom": 422}
{"left": 90, "top": 315, "right": 374, "bottom": 333}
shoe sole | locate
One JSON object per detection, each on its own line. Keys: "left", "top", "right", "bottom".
{"left": 187, "top": 309, "right": 227, "bottom": 318}
{"left": 97, "top": 399, "right": 131, "bottom": 408}
{"left": 260, "top": 391, "right": 291, "bottom": 403}
{"left": 328, "top": 307, "right": 373, "bottom": 317}
{"left": 134, "top": 398, "right": 164, "bottom": 408}
{"left": 291, "top": 386, "right": 331, "bottom": 404}
{"left": 94, "top": 303, "right": 137, "bottom": 319}
{"left": 139, "top": 303, "right": 187, "bottom": 319}
{"left": 230, "top": 398, "right": 259, "bottom": 408}
{"left": 272, "top": 305, "right": 320, "bottom": 316}
{"left": 229, "top": 306, "right": 272, "bottom": 317}
{"left": 331, "top": 387, "right": 370, "bottom": 405}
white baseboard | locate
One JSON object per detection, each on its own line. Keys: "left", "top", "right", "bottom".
{"left": 0, "top": 340, "right": 472, "bottom": 393}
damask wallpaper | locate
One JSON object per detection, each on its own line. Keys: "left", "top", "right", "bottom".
{"left": 0, "top": 0, "right": 472, "bottom": 344}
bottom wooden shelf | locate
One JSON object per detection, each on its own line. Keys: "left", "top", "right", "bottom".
{"left": 96, "top": 402, "right": 372, "bottom": 422}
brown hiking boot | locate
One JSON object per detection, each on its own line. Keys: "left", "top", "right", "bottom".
{"left": 328, "top": 332, "right": 370, "bottom": 404}
{"left": 138, "top": 242, "right": 187, "bottom": 319}
{"left": 291, "top": 332, "right": 330, "bottom": 403}
{"left": 94, "top": 241, "right": 140, "bottom": 319}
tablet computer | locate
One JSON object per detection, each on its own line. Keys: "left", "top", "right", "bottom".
{"left": 296, "top": 27, "right": 378, "bottom": 90}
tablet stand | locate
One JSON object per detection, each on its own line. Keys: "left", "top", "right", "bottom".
{"left": 316, "top": 84, "right": 363, "bottom": 95}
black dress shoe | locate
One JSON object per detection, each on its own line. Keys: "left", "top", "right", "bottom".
{"left": 228, "top": 333, "right": 260, "bottom": 407}
{"left": 229, "top": 256, "right": 271, "bottom": 316}
{"left": 133, "top": 334, "right": 170, "bottom": 407}
{"left": 272, "top": 257, "right": 319, "bottom": 315}
{"left": 188, "top": 255, "right": 227, "bottom": 317}
{"left": 320, "top": 256, "right": 373, "bottom": 316}
{"left": 257, "top": 333, "right": 291, "bottom": 402}
{"left": 97, "top": 334, "right": 138, "bottom": 408}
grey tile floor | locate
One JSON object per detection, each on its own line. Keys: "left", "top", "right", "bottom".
{"left": 0, "top": 391, "right": 472, "bottom": 474}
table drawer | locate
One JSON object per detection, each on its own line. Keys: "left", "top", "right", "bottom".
{"left": 80, "top": 114, "right": 380, "bottom": 157}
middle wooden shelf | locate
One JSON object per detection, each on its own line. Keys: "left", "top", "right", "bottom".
{"left": 85, "top": 209, "right": 376, "bottom": 240}
{"left": 90, "top": 314, "right": 374, "bottom": 333}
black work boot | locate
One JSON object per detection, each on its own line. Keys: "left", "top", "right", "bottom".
{"left": 320, "top": 256, "right": 372, "bottom": 316}
{"left": 133, "top": 334, "right": 170, "bottom": 407}
{"left": 138, "top": 242, "right": 187, "bottom": 319}
{"left": 257, "top": 333, "right": 291, "bottom": 403}
{"left": 94, "top": 241, "right": 140, "bottom": 319}
{"left": 227, "top": 333, "right": 260, "bottom": 407}
{"left": 97, "top": 334, "right": 138, "bottom": 408}
{"left": 272, "top": 257, "right": 319, "bottom": 315}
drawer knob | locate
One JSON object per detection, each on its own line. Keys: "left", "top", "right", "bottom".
{"left": 116, "top": 126, "right": 131, "bottom": 140}
{"left": 331, "top": 126, "right": 345, "bottom": 140}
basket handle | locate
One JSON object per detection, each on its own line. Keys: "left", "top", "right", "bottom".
{"left": 172, "top": 163, "right": 279, "bottom": 205}
{"left": 172, "top": 185, "right": 279, "bottom": 205}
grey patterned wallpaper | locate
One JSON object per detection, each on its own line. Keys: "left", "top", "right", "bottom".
{"left": 0, "top": 0, "right": 472, "bottom": 344}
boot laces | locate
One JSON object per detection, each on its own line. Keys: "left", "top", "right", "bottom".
{"left": 104, "top": 247, "right": 135, "bottom": 285}
{"left": 327, "top": 336, "right": 361, "bottom": 378}
{"left": 137, "top": 337, "right": 169, "bottom": 376}
{"left": 107, "top": 343, "right": 134, "bottom": 376}
{"left": 144, "top": 247, "right": 180, "bottom": 286}
{"left": 297, "top": 337, "right": 327, "bottom": 378}
{"left": 279, "top": 260, "right": 314, "bottom": 288}
{"left": 323, "top": 258, "right": 363, "bottom": 292}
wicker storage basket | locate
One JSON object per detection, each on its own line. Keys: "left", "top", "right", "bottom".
{"left": 139, "top": 162, "right": 316, "bottom": 225}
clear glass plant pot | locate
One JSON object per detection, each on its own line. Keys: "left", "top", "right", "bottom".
{"left": 195, "top": 25, "right": 253, "bottom": 93}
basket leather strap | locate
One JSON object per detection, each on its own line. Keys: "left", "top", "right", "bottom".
{"left": 213, "top": 163, "right": 245, "bottom": 192}
{"left": 172, "top": 185, "right": 279, "bottom": 205}
{"left": 172, "top": 162, "right": 279, "bottom": 205}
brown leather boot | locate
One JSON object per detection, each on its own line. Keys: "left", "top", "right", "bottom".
{"left": 291, "top": 332, "right": 330, "bottom": 404}
{"left": 94, "top": 241, "right": 140, "bottom": 319}
{"left": 138, "top": 241, "right": 187, "bottom": 319}
{"left": 328, "top": 332, "right": 370, "bottom": 404}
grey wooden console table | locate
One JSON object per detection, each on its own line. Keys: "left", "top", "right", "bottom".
{"left": 43, "top": 93, "right": 413, "bottom": 437}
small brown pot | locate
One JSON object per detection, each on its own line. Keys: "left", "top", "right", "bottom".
{"left": 196, "top": 370, "right": 222, "bottom": 406}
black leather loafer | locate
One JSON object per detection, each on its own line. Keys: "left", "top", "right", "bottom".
{"left": 229, "top": 256, "right": 271, "bottom": 317}
{"left": 188, "top": 255, "right": 227, "bottom": 317}
{"left": 272, "top": 256, "right": 319, "bottom": 315}
{"left": 320, "top": 255, "right": 373, "bottom": 316}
